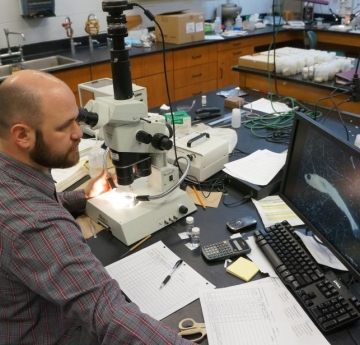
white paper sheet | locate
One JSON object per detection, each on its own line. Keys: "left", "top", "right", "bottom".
{"left": 252, "top": 195, "right": 304, "bottom": 228}
{"left": 200, "top": 277, "right": 330, "bottom": 345}
{"left": 243, "top": 98, "right": 293, "bottom": 114}
{"left": 224, "top": 149, "right": 287, "bottom": 186}
{"left": 295, "top": 231, "right": 348, "bottom": 271}
{"left": 106, "top": 241, "right": 215, "bottom": 320}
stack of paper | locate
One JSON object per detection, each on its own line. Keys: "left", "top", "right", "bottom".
{"left": 243, "top": 98, "right": 293, "bottom": 114}
{"left": 51, "top": 160, "right": 88, "bottom": 192}
{"left": 224, "top": 149, "right": 287, "bottom": 186}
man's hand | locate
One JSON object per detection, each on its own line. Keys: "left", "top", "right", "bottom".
{"left": 84, "top": 169, "right": 116, "bottom": 199}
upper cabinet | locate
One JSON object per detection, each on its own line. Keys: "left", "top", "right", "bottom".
{"left": 19, "top": 0, "right": 55, "bottom": 19}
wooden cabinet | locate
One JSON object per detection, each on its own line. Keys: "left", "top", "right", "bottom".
{"left": 52, "top": 30, "right": 303, "bottom": 107}
{"left": 217, "top": 40, "right": 254, "bottom": 88}
{"left": 52, "top": 66, "right": 92, "bottom": 105}
{"left": 173, "top": 45, "right": 218, "bottom": 100}
{"left": 90, "top": 51, "right": 174, "bottom": 108}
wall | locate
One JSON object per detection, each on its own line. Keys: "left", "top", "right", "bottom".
{"left": 0, "top": 0, "right": 356, "bottom": 49}
{"left": 0, "top": 0, "right": 274, "bottom": 48}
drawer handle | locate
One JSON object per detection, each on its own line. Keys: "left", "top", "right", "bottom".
{"left": 233, "top": 51, "right": 242, "bottom": 55}
{"left": 193, "top": 91, "right": 202, "bottom": 95}
{"left": 219, "top": 67, "right": 223, "bottom": 79}
{"left": 192, "top": 54, "right": 202, "bottom": 59}
{"left": 192, "top": 73, "right": 202, "bottom": 78}
{"left": 232, "top": 42, "right": 242, "bottom": 47}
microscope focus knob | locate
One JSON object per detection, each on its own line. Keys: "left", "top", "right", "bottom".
{"left": 152, "top": 133, "right": 173, "bottom": 151}
{"left": 136, "top": 130, "right": 152, "bottom": 144}
{"left": 179, "top": 205, "right": 188, "bottom": 214}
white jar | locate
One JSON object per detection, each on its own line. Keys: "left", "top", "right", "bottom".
{"left": 231, "top": 108, "right": 241, "bottom": 128}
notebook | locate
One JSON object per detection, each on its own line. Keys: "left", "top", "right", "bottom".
{"left": 335, "top": 69, "right": 357, "bottom": 85}
{"left": 226, "top": 257, "right": 259, "bottom": 282}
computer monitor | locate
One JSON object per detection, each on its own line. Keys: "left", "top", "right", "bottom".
{"left": 280, "top": 112, "right": 360, "bottom": 282}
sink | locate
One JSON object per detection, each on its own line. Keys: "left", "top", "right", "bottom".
{"left": 21, "top": 55, "right": 82, "bottom": 71}
{"left": 0, "top": 55, "right": 82, "bottom": 82}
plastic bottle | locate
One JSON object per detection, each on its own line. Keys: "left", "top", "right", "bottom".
{"left": 88, "top": 144, "right": 105, "bottom": 178}
{"left": 191, "top": 227, "right": 201, "bottom": 248}
{"left": 231, "top": 108, "right": 241, "bottom": 128}
{"left": 201, "top": 95, "right": 207, "bottom": 106}
{"left": 235, "top": 15, "right": 243, "bottom": 30}
{"left": 186, "top": 216, "right": 194, "bottom": 236}
{"left": 214, "top": 16, "right": 222, "bottom": 34}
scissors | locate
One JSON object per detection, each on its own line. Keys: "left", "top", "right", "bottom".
{"left": 178, "top": 318, "right": 207, "bottom": 343}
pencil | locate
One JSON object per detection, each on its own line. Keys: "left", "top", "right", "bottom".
{"left": 119, "top": 234, "right": 152, "bottom": 259}
{"left": 192, "top": 186, "right": 206, "bottom": 210}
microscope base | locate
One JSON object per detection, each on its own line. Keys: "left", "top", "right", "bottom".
{"left": 86, "top": 182, "right": 197, "bottom": 246}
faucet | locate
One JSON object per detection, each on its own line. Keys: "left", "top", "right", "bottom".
{"left": 62, "top": 17, "right": 77, "bottom": 52}
{"left": 0, "top": 28, "right": 26, "bottom": 65}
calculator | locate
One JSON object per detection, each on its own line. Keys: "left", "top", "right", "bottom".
{"left": 201, "top": 238, "right": 251, "bottom": 261}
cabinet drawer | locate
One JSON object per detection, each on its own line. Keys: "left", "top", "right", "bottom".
{"left": 218, "top": 45, "right": 254, "bottom": 61}
{"left": 174, "top": 79, "right": 217, "bottom": 100}
{"left": 173, "top": 45, "right": 217, "bottom": 69}
{"left": 174, "top": 61, "right": 217, "bottom": 88}
{"left": 217, "top": 38, "right": 253, "bottom": 51}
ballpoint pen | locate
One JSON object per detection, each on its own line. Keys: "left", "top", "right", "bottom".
{"left": 159, "top": 259, "right": 183, "bottom": 289}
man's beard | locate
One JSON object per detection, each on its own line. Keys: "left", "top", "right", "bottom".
{"left": 30, "top": 129, "right": 80, "bottom": 169}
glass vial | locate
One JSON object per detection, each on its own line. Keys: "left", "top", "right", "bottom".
{"left": 191, "top": 227, "right": 201, "bottom": 248}
{"left": 186, "top": 216, "right": 194, "bottom": 236}
{"left": 231, "top": 108, "right": 241, "bottom": 128}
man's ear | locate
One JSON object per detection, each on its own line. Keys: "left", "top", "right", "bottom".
{"left": 11, "top": 124, "right": 34, "bottom": 149}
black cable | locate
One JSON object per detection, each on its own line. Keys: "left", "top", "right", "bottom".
{"left": 133, "top": 3, "right": 185, "bottom": 177}
{"left": 223, "top": 194, "right": 252, "bottom": 208}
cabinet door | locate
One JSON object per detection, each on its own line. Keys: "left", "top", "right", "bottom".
{"left": 91, "top": 62, "right": 112, "bottom": 80}
{"left": 133, "top": 72, "right": 174, "bottom": 109}
{"left": 131, "top": 52, "right": 173, "bottom": 79}
{"left": 218, "top": 45, "right": 254, "bottom": 88}
{"left": 52, "top": 66, "right": 92, "bottom": 105}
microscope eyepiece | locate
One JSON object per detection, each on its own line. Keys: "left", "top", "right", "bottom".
{"left": 77, "top": 107, "right": 99, "bottom": 127}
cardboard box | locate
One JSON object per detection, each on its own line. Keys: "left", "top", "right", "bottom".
{"left": 238, "top": 53, "right": 275, "bottom": 72}
{"left": 155, "top": 11, "right": 204, "bottom": 44}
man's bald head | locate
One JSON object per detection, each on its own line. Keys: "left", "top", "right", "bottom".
{"left": 0, "top": 70, "right": 72, "bottom": 138}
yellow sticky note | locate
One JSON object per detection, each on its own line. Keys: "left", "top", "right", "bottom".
{"left": 226, "top": 257, "right": 259, "bottom": 282}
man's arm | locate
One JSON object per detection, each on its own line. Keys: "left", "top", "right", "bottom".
{"left": 10, "top": 210, "right": 193, "bottom": 344}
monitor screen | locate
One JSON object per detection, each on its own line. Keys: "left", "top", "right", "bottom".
{"left": 280, "top": 112, "right": 360, "bottom": 281}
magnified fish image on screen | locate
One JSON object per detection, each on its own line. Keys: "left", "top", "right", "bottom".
{"left": 281, "top": 117, "right": 360, "bottom": 273}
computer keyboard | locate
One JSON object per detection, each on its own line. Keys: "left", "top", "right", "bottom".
{"left": 254, "top": 220, "right": 360, "bottom": 333}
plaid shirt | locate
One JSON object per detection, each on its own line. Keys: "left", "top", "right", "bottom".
{"left": 0, "top": 152, "right": 193, "bottom": 345}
